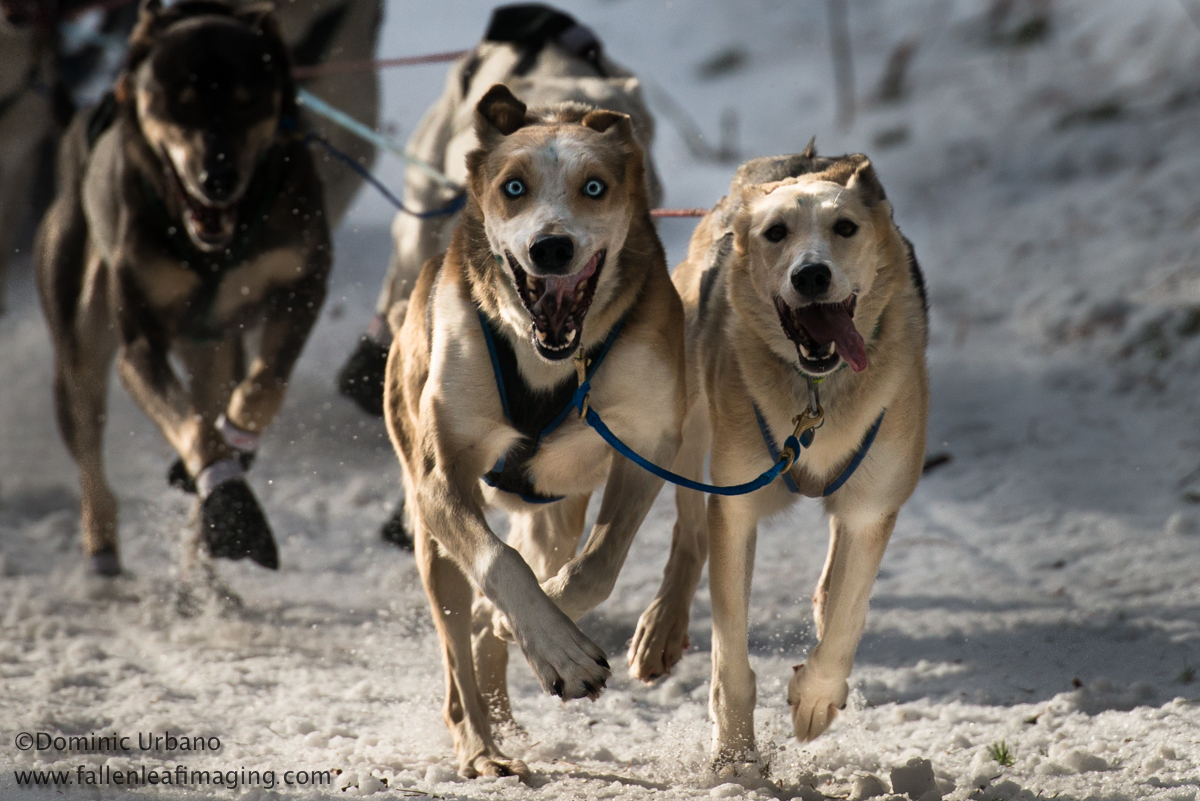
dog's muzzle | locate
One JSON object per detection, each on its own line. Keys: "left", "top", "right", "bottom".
{"left": 776, "top": 294, "right": 867, "bottom": 375}
{"left": 164, "top": 156, "right": 240, "bottom": 252}
{"left": 508, "top": 249, "right": 606, "bottom": 361}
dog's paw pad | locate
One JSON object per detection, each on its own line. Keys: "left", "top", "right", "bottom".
{"left": 201, "top": 479, "right": 279, "bottom": 569}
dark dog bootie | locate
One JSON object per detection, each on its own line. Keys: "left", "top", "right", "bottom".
{"left": 168, "top": 450, "right": 255, "bottom": 494}
{"left": 197, "top": 460, "right": 278, "bottom": 570}
{"left": 379, "top": 498, "right": 413, "bottom": 551}
{"left": 337, "top": 333, "right": 389, "bottom": 417}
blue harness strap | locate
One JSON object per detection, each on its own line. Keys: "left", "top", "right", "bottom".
{"left": 279, "top": 115, "right": 467, "bottom": 219}
{"left": 581, "top": 405, "right": 801, "bottom": 496}
{"left": 754, "top": 405, "right": 809, "bottom": 494}
{"left": 477, "top": 311, "right": 625, "bottom": 503}
{"left": 819, "top": 411, "right": 885, "bottom": 496}
{"left": 475, "top": 307, "right": 883, "bottom": 499}
{"left": 755, "top": 405, "right": 886, "bottom": 497}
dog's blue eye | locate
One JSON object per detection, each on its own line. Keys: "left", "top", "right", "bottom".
{"left": 583, "top": 179, "right": 606, "bottom": 199}
{"left": 502, "top": 179, "right": 526, "bottom": 199}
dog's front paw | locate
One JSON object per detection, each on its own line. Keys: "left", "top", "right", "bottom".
{"left": 628, "top": 596, "right": 690, "bottom": 681}
{"left": 200, "top": 477, "right": 279, "bottom": 570}
{"left": 88, "top": 546, "right": 122, "bottom": 577}
{"left": 517, "top": 611, "right": 610, "bottom": 701}
{"left": 169, "top": 451, "right": 254, "bottom": 494}
{"left": 463, "top": 754, "right": 530, "bottom": 783}
{"left": 710, "top": 749, "right": 768, "bottom": 784}
{"left": 787, "top": 662, "right": 848, "bottom": 741}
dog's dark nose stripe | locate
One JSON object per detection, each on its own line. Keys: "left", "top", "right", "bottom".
{"left": 201, "top": 160, "right": 239, "bottom": 203}
{"left": 529, "top": 235, "right": 575, "bottom": 274}
{"left": 792, "top": 262, "right": 832, "bottom": 298}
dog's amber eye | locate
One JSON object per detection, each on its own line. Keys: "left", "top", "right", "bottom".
{"left": 502, "top": 179, "right": 526, "bottom": 199}
{"left": 833, "top": 218, "right": 859, "bottom": 238}
{"left": 764, "top": 223, "right": 787, "bottom": 243}
{"left": 583, "top": 178, "right": 606, "bottom": 199}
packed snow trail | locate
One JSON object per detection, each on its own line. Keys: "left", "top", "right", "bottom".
{"left": 2, "top": 1, "right": 1199, "bottom": 798}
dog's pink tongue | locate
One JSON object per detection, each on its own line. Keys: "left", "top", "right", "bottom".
{"left": 797, "top": 305, "right": 868, "bottom": 372}
{"left": 537, "top": 253, "right": 601, "bottom": 331}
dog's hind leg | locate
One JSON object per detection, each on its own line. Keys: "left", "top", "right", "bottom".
{"left": 36, "top": 125, "right": 121, "bottom": 574}
{"left": 629, "top": 401, "right": 711, "bottom": 681}
{"left": 415, "top": 518, "right": 530, "bottom": 782}
{"left": 707, "top": 493, "right": 762, "bottom": 771}
{"left": 473, "top": 494, "right": 591, "bottom": 729}
{"left": 50, "top": 258, "right": 120, "bottom": 574}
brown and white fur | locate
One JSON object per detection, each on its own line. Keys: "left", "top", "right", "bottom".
{"left": 627, "top": 147, "right": 929, "bottom": 769}
{"left": 382, "top": 84, "right": 684, "bottom": 780}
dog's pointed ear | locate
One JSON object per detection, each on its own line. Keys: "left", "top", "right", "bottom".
{"left": 846, "top": 156, "right": 887, "bottom": 206}
{"left": 121, "top": 0, "right": 165, "bottom": 97}
{"left": 800, "top": 136, "right": 817, "bottom": 159}
{"left": 732, "top": 185, "right": 764, "bottom": 256}
{"left": 581, "top": 108, "right": 633, "bottom": 139}
{"left": 237, "top": 2, "right": 276, "bottom": 30}
{"left": 476, "top": 84, "right": 528, "bottom": 137}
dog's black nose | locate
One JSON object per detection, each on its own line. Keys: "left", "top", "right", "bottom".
{"left": 529, "top": 236, "right": 575, "bottom": 274}
{"left": 200, "top": 160, "right": 238, "bottom": 203}
{"left": 792, "top": 262, "right": 832, "bottom": 299}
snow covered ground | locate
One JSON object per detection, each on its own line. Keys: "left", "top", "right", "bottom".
{"left": 3, "top": 0, "right": 1200, "bottom": 798}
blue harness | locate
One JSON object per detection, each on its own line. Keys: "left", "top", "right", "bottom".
{"left": 478, "top": 311, "right": 625, "bottom": 503}
{"left": 754, "top": 405, "right": 886, "bottom": 497}
{"left": 477, "top": 311, "right": 883, "bottom": 500}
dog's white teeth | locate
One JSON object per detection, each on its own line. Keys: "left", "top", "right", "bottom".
{"left": 798, "top": 342, "right": 812, "bottom": 358}
{"left": 535, "top": 329, "right": 548, "bottom": 344}
{"left": 823, "top": 343, "right": 835, "bottom": 356}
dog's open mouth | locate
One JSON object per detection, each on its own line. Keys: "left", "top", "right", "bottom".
{"left": 509, "top": 250, "right": 606, "bottom": 361}
{"left": 164, "top": 157, "right": 238, "bottom": 253}
{"left": 776, "top": 295, "right": 867, "bottom": 375}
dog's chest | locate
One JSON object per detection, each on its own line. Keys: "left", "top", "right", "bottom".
{"left": 480, "top": 315, "right": 613, "bottom": 500}
{"left": 134, "top": 248, "right": 307, "bottom": 341}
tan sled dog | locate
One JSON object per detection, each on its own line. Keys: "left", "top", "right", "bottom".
{"left": 627, "top": 146, "right": 928, "bottom": 766}
{"left": 383, "top": 84, "right": 684, "bottom": 779}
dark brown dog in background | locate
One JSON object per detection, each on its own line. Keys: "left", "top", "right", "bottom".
{"left": 36, "top": 0, "right": 331, "bottom": 576}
